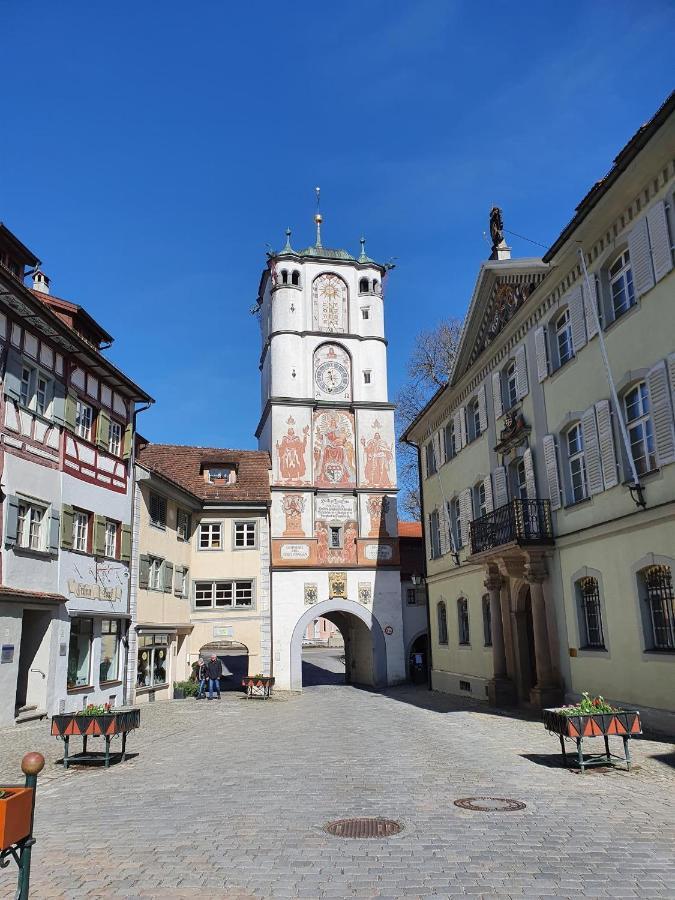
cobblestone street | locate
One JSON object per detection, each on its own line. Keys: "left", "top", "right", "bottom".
{"left": 1, "top": 650, "right": 674, "bottom": 899}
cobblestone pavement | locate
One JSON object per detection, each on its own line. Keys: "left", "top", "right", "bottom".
{"left": 1, "top": 649, "right": 674, "bottom": 899}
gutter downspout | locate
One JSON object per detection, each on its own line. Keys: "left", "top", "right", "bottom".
{"left": 124, "top": 400, "right": 153, "bottom": 706}
{"left": 406, "top": 437, "right": 433, "bottom": 691}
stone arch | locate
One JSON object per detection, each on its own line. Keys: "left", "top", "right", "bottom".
{"left": 290, "top": 598, "right": 387, "bottom": 691}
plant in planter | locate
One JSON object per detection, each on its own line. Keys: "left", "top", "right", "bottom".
{"left": 173, "top": 680, "right": 198, "bottom": 699}
{"left": 241, "top": 673, "right": 275, "bottom": 699}
{"left": 51, "top": 707, "right": 141, "bottom": 769}
{"left": 543, "top": 692, "right": 642, "bottom": 773}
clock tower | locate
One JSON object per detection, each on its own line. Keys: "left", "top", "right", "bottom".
{"left": 255, "top": 208, "right": 405, "bottom": 690}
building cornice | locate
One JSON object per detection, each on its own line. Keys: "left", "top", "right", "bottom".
{"left": 255, "top": 398, "right": 396, "bottom": 438}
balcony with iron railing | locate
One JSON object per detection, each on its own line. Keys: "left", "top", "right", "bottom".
{"left": 470, "top": 498, "right": 554, "bottom": 556}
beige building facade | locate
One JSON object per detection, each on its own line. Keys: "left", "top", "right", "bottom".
{"left": 130, "top": 444, "right": 272, "bottom": 702}
{"left": 404, "top": 93, "right": 675, "bottom": 731}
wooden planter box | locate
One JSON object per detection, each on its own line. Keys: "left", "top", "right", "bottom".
{"left": 0, "top": 787, "right": 33, "bottom": 851}
{"left": 242, "top": 676, "right": 275, "bottom": 699}
{"left": 51, "top": 707, "right": 140, "bottom": 738}
{"left": 543, "top": 707, "right": 642, "bottom": 772}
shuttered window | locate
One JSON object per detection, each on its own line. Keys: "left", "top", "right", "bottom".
{"left": 566, "top": 424, "right": 588, "bottom": 503}
{"left": 556, "top": 309, "right": 574, "bottom": 366}
{"left": 444, "top": 420, "right": 456, "bottom": 461}
{"left": 457, "top": 598, "right": 470, "bottom": 645}
{"left": 624, "top": 382, "right": 657, "bottom": 476}
{"left": 542, "top": 435, "right": 561, "bottom": 511}
{"left": 506, "top": 360, "right": 518, "bottom": 410}
{"left": 609, "top": 250, "right": 635, "bottom": 320}
{"left": 430, "top": 509, "right": 441, "bottom": 559}
{"left": 16, "top": 501, "right": 47, "bottom": 551}
{"left": 437, "top": 601, "right": 448, "bottom": 645}
{"left": 149, "top": 493, "right": 167, "bottom": 529}
{"left": 425, "top": 440, "right": 437, "bottom": 476}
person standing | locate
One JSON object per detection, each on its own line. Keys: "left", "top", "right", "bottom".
{"left": 196, "top": 658, "right": 207, "bottom": 699}
{"left": 207, "top": 654, "right": 222, "bottom": 699}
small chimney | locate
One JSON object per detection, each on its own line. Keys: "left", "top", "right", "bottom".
{"left": 32, "top": 270, "right": 50, "bottom": 294}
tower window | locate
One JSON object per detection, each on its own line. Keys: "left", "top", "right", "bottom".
{"left": 361, "top": 307, "right": 370, "bottom": 320}
{"left": 291, "top": 270, "right": 300, "bottom": 286}
{"left": 363, "top": 371, "right": 372, "bottom": 385}
{"left": 280, "top": 269, "right": 289, "bottom": 285}
{"left": 329, "top": 526, "right": 343, "bottom": 548}
{"left": 359, "top": 278, "right": 369, "bottom": 294}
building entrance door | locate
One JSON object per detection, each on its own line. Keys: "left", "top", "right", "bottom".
{"left": 15, "top": 609, "right": 51, "bottom": 715}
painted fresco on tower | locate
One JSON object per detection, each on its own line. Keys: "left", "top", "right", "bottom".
{"left": 271, "top": 491, "right": 313, "bottom": 538}
{"left": 313, "top": 410, "right": 357, "bottom": 487}
{"left": 316, "top": 519, "right": 358, "bottom": 566}
{"left": 357, "top": 412, "right": 395, "bottom": 488}
{"left": 274, "top": 411, "right": 311, "bottom": 485}
{"left": 359, "top": 493, "right": 398, "bottom": 538}
{"left": 312, "top": 273, "right": 348, "bottom": 333}
{"left": 313, "top": 343, "right": 351, "bottom": 402}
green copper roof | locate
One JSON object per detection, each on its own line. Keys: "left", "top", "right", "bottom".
{"left": 296, "top": 245, "right": 356, "bottom": 260}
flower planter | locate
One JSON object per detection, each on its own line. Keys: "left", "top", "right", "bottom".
{"left": 543, "top": 707, "right": 642, "bottom": 772}
{"left": 173, "top": 687, "right": 185, "bottom": 700}
{"left": 51, "top": 707, "right": 141, "bottom": 769}
{"left": 0, "top": 788, "right": 33, "bottom": 851}
{"left": 242, "top": 676, "right": 275, "bottom": 699}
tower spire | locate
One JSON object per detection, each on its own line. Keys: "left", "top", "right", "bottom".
{"left": 282, "top": 227, "right": 293, "bottom": 253}
{"left": 314, "top": 186, "right": 323, "bottom": 248}
{"left": 359, "top": 236, "right": 367, "bottom": 262}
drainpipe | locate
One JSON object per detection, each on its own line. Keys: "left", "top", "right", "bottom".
{"left": 406, "top": 438, "right": 433, "bottom": 690}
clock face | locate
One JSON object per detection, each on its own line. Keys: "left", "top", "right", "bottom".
{"left": 315, "top": 360, "right": 350, "bottom": 395}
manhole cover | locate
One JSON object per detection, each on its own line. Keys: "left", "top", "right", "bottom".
{"left": 323, "top": 817, "right": 402, "bottom": 838}
{"left": 454, "top": 797, "right": 526, "bottom": 812}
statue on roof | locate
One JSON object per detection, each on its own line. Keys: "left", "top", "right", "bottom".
{"left": 489, "top": 206, "right": 504, "bottom": 250}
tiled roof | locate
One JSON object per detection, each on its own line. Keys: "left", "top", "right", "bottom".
{"left": 0, "top": 585, "right": 67, "bottom": 603}
{"left": 398, "top": 521, "right": 422, "bottom": 539}
{"left": 137, "top": 443, "right": 271, "bottom": 504}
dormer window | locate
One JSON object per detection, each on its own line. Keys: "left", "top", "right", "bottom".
{"left": 205, "top": 465, "right": 236, "bottom": 485}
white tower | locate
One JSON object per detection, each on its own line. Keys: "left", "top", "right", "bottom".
{"left": 255, "top": 203, "right": 405, "bottom": 690}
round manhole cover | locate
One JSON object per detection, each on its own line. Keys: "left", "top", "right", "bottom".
{"left": 454, "top": 797, "right": 526, "bottom": 812}
{"left": 323, "top": 817, "right": 402, "bottom": 838}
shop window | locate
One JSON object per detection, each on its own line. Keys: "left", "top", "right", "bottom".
{"left": 457, "top": 597, "right": 470, "bottom": 645}
{"left": 137, "top": 634, "right": 169, "bottom": 688}
{"left": 640, "top": 565, "right": 675, "bottom": 651}
{"left": 577, "top": 577, "right": 605, "bottom": 649}
{"left": 67, "top": 617, "right": 93, "bottom": 689}
{"left": 100, "top": 619, "right": 121, "bottom": 682}
{"left": 437, "top": 601, "right": 448, "bottom": 645}
{"left": 623, "top": 382, "right": 657, "bottom": 477}
{"left": 482, "top": 595, "right": 492, "bottom": 647}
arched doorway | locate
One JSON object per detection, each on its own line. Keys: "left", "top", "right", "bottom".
{"left": 290, "top": 599, "right": 388, "bottom": 691}
{"left": 406, "top": 631, "right": 428, "bottom": 684}
{"left": 198, "top": 640, "right": 249, "bottom": 692}
{"left": 512, "top": 586, "right": 537, "bottom": 702}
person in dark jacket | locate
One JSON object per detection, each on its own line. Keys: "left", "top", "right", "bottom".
{"left": 195, "top": 658, "right": 207, "bottom": 699}
{"left": 207, "top": 654, "right": 221, "bottom": 699}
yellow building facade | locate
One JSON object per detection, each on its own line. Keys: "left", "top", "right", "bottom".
{"left": 130, "top": 444, "right": 272, "bottom": 702}
{"left": 404, "top": 93, "right": 675, "bottom": 731}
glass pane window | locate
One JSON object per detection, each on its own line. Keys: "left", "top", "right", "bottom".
{"left": 67, "top": 617, "right": 93, "bottom": 689}
{"left": 506, "top": 361, "right": 518, "bottom": 409}
{"left": 430, "top": 509, "right": 441, "bottom": 558}
{"left": 235, "top": 581, "right": 253, "bottom": 607}
{"left": 516, "top": 459, "right": 528, "bottom": 500}
{"left": 104, "top": 520, "right": 117, "bottom": 558}
{"left": 214, "top": 582, "right": 233, "bottom": 607}
{"left": 149, "top": 557, "right": 163, "bottom": 590}
{"left": 73, "top": 511, "right": 89, "bottom": 552}
{"left": 609, "top": 250, "right": 635, "bottom": 320}
{"left": 472, "top": 400, "right": 481, "bottom": 438}
{"left": 444, "top": 421, "right": 455, "bottom": 461}
{"left": 567, "top": 424, "right": 587, "bottom": 502}
{"left": 176, "top": 510, "right": 190, "bottom": 542}
{"left": 235, "top": 521, "right": 256, "bottom": 548}
{"left": 208, "top": 467, "right": 234, "bottom": 484}
{"left": 137, "top": 641, "right": 168, "bottom": 688}
{"left": 17, "top": 502, "right": 46, "bottom": 551}
{"left": 199, "top": 522, "right": 221, "bottom": 549}
{"left": 108, "top": 421, "right": 122, "bottom": 456}
{"left": 75, "top": 400, "right": 93, "bottom": 441}
{"left": 482, "top": 595, "right": 492, "bottom": 647}
{"left": 437, "top": 602, "right": 448, "bottom": 644}
{"left": 643, "top": 566, "right": 675, "bottom": 651}
{"left": 20, "top": 366, "right": 32, "bottom": 406}
{"left": 426, "top": 441, "right": 436, "bottom": 475}
{"left": 458, "top": 598, "right": 470, "bottom": 645}
{"left": 556, "top": 309, "right": 573, "bottom": 366}
{"left": 475, "top": 482, "right": 487, "bottom": 518}
{"left": 624, "top": 383, "right": 656, "bottom": 476}
{"left": 36, "top": 375, "right": 49, "bottom": 416}
{"left": 149, "top": 493, "right": 167, "bottom": 529}
{"left": 452, "top": 498, "right": 462, "bottom": 549}
{"left": 100, "top": 619, "right": 120, "bottom": 682}
{"left": 406, "top": 588, "right": 417, "bottom": 606}
{"left": 579, "top": 577, "right": 605, "bottom": 648}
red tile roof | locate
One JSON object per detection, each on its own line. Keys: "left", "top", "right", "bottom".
{"left": 398, "top": 521, "right": 422, "bottom": 539}
{"left": 0, "top": 585, "right": 67, "bottom": 603}
{"left": 137, "top": 443, "right": 271, "bottom": 504}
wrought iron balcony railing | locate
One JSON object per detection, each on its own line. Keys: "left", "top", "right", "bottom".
{"left": 470, "top": 498, "right": 553, "bottom": 556}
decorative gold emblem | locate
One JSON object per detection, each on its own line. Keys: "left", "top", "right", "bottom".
{"left": 329, "top": 572, "right": 347, "bottom": 599}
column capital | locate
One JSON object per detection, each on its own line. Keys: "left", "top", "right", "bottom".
{"left": 525, "top": 561, "right": 547, "bottom": 584}
{"left": 484, "top": 572, "right": 503, "bottom": 592}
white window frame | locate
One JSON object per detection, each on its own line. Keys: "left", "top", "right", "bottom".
{"left": 234, "top": 520, "right": 257, "bottom": 549}
{"left": 556, "top": 309, "right": 574, "bottom": 367}
{"left": 104, "top": 520, "right": 117, "bottom": 558}
{"left": 208, "top": 467, "right": 234, "bottom": 484}
{"left": 16, "top": 500, "right": 47, "bottom": 551}
{"left": 470, "top": 399, "right": 481, "bottom": 440}
{"left": 19, "top": 363, "right": 52, "bottom": 417}
{"left": 176, "top": 509, "right": 190, "bottom": 542}
{"left": 199, "top": 522, "right": 222, "bottom": 550}
{"left": 566, "top": 423, "right": 588, "bottom": 503}
{"left": 75, "top": 399, "right": 94, "bottom": 441}
{"left": 72, "top": 510, "right": 89, "bottom": 553}
{"left": 457, "top": 597, "right": 470, "bottom": 646}
{"left": 506, "top": 360, "right": 518, "bottom": 410}
{"left": 444, "top": 420, "right": 455, "bottom": 461}
{"left": 193, "top": 579, "right": 254, "bottom": 610}
{"left": 452, "top": 498, "right": 462, "bottom": 549}
{"left": 608, "top": 249, "right": 635, "bottom": 321}
{"left": 108, "top": 420, "right": 122, "bottom": 456}
{"left": 148, "top": 556, "right": 163, "bottom": 591}
{"left": 623, "top": 382, "right": 656, "bottom": 477}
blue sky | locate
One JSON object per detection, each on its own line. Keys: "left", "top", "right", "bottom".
{"left": 2, "top": 2, "right": 673, "bottom": 448}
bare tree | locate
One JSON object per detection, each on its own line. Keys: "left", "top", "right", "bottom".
{"left": 395, "top": 318, "right": 462, "bottom": 520}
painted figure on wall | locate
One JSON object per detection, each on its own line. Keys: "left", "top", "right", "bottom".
{"left": 313, "top": 411, "right": 356, "bottom": 487}
{"left": 361, "top": 421, "right": 393, "bottom": 487}
{"left": 366, "top": 494, "right": 390, "bottom": 537}
{"left": 282, "top": 493, "right": 306, "bottom": 536}
{"left": 276, "top": 417, "right": 309, "bottom": 484}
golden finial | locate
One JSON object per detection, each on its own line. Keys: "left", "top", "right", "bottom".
{"left": 314, "top": 186, "right": 323, "bottom": 248}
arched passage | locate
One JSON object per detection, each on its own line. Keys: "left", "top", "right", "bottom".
{"left": 290, "top": 599, "right": 387, "bottom": 691}
{"left": 198, "top": 640, "right": 249, "bottom": 692}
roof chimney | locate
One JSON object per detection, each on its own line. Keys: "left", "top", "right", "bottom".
{"left": 32, "top": 270, "right": 50, "bottom": 294}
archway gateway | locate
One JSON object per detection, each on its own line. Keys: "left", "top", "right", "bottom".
{"left": 290, "top": 599, "right": 388, "bottom": 691}
{"left": 197, "top": 640, "right": 249, "bottom": 691}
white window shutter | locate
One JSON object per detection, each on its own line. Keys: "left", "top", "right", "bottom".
{"left": 515, "top": 345, "right": 529, "bottom": 399}
{"left": 627, "top": 217, "right": 655, "bottom": 297}
{"left": 459, "top": 488, "right": 472, "bottom": 548}
{"left": 453, "top": 409, "right": 463, "bottom": 451}
{"left": 492, "top": 370, "right": 503, "bottom": 420}
{"left": 542, "top": 435, "right": 561, "bottom": 511}
{"left": 581, "top": 407, "right": 604, "bottom": 495}
{"left": 478, "top": 383, "right": 488, "bottom": 434}
{"left": 646, "top": 200, "right": 674, "bottom": 283}
{"left": 647, "top": 361, "right": 675, "bottom": 467}
{"left": 459, "top": 407, "right": 467, "bottom": 449}
{"left": 582, "top": 274, "right": 599, "bottom": 339}
{"left": 523, "top": 448, "right": 537, "bottom": 499}
{"left": 569, "top": 286, "right": 587, "bottom": 354}
{"left": 434, "top": 431, "right": 442, "bottom": 470}
{"left": 492, "top": 466, "right": 508, "bottom": 508}
{"left": 439, "top": 504, "right": 449, "bottom": 556}
{"left": 595, "top": 399, "right": 618, "bottom": 490}
{"left": 483, "top": 474, "right": 494, "bottom": 513}
{"left": 425, "top": 514, "right": 432, "bottom": 560}
{"left": 534, "top": 326, "right": 548, "bottom": 382}
{"left": 667, "top": 352, "right": 675, "bottom": 414}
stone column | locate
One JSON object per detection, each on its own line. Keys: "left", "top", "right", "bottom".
{"left": 485, "top": 569, "right": 516, "bottom": 706}
{"left": 525, "top": 561, "right": 561, "bottom": 707}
